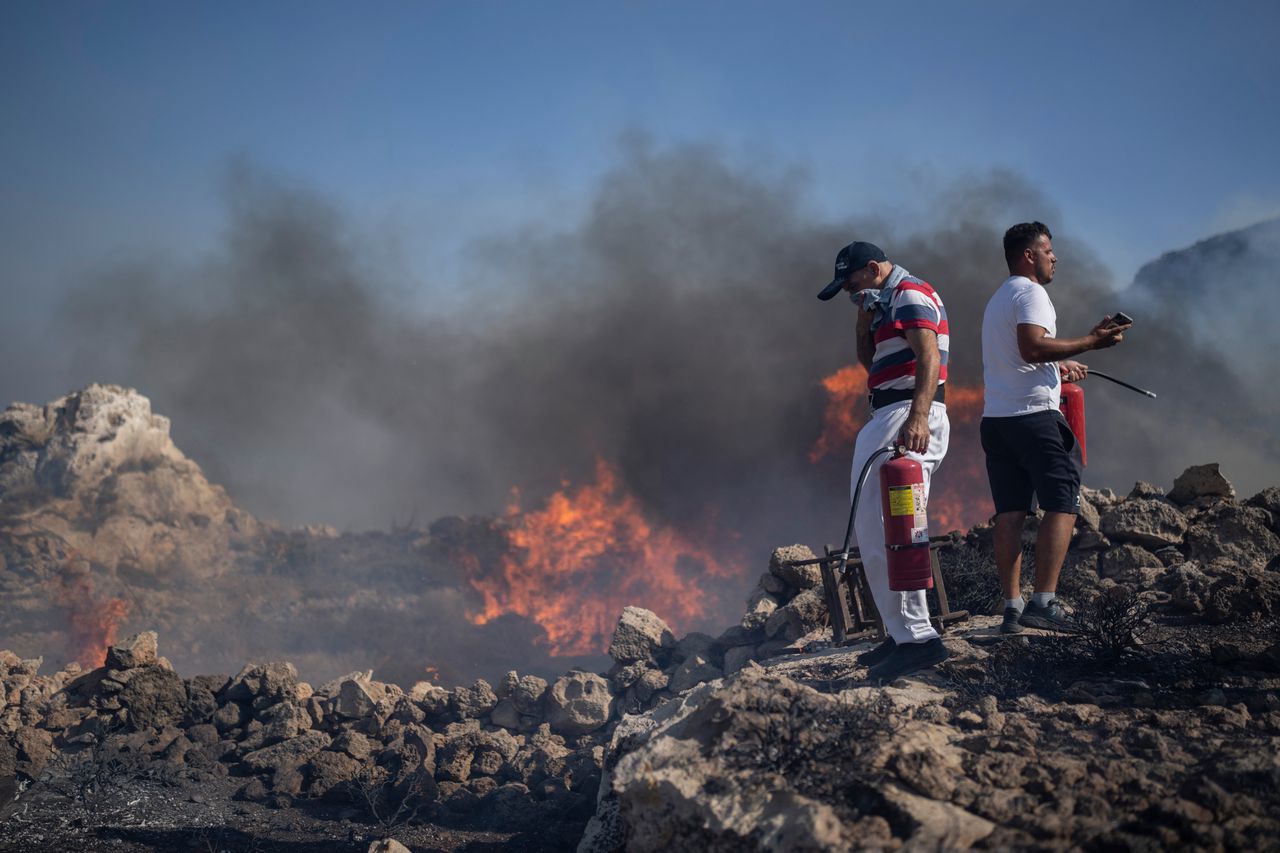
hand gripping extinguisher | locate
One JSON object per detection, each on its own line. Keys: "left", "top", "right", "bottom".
{"left": 835, "top": 444, "right": 933, "bottom": 592}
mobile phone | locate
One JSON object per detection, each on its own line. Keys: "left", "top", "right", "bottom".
{"left": 1107, "top": 311, "right": 1134, "bottom": 328}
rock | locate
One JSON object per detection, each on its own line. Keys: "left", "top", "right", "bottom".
{"left": 14, "top": 727, "right": 53, "bottom": 775}
{"left": 608, "top": 607, "right": 676, "bottom": 665}
{"left": 667, "top": 654, "right": 722, "bottom": 695}
{"left": 117, "top": 665, "right": 187, "bottom": 731}
{"left": 335, "top": 678, "right": 384, "bottom": 719}
{"left": 506, "top": 673, "right": 548, "bottom": 715}
{"left": 453, "top": 679, "right": 498, "bottom": 719}
{"left": 333, "top": 730, "right": 375, "bottom": 762}
{"left": 466, "top": 688, "right": 506, "bottom": 723}
{"left": 1099, "top": 544, "right": 1164, "bottom": 586}
{"left": 1101, "top": 498, "right": 1188, "bottom": 549}
{"left": 105, "top": 631, "right": 158, "bottom": 670}
{"left": 768, "top": 544, "right": 822, "bottom": 590}
{"left": 408, "top": 681, "right": 451, "bottom": 717}
{"left": 545, "top": 671, "right": 615, "bottom": 736}
{"left": 741, "top": 591, "right": 779, "bottom": 631}
{"left": 1129, "top": 481, "right": 1166, "bottom": 499}
{"left": 1076, "top": 491, "right": 1102, "bottom": 530}
{"left": 1170, "top": 463, "right": 1236, "bottom": 505}
{"left": 770, "top": 588, "right": 827, "bottom": 643}
{"left": 257, "top": 662, "right": 300, "bottom": 704}
{"left": 672, "top": 632, "right": 720, "bottom": 667}
{"left": 241, "top": 730, "right": 331, "bottom": 773}
{"left": 722, "top": 645, "right": 755, "bottom": 676}
{"left": 1184, "top": 505, "right": 1280, "bottom": 567}
{"left": 305, "top": 750, "right": 363, "bottom": 798}
{"left": 1246, "top": 487, "right": 1280, "bottom": 532}
{"left": 368, "top": 840, "right": 411, "bottom": 853}
{"left": 882, "top": 785, "right": 995, "bottom": 848}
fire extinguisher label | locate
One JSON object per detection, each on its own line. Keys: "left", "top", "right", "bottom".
{"left": 911, "top": 526, "right": 928, "bottom": 544}
{"left": 888, "top": 485, "right": 916, "bottom": 517}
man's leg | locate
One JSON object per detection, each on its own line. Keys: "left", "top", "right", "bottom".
{"left": 981, "top": 415, "right": 1036, "bottom": 634}
{"left": 1018, "top": 413, "right": 1082, "bottom": 632}
{"left": 1032, "top": 511, "right": 1076, "bottom": 594}
{"left": 851, "top": 405, "right": 940, "bottom": 647}
{"left": 862, "top": 402, "right": 950, "bottom": 681}
{"left": 993, "top": 510, "right": 1028, "bottom": 601}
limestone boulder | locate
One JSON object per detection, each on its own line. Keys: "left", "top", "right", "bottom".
{"left": 667, "top": 654, "right": 722, "bottom": 696}
{"left": 1184, "top": 504, "right": 1280, "bottom": 567}
{"left": 105, "top": 631, "right": 158, "bottom": 670}
{"left": 607, "top": 607, "right": 676, "bottom": 666}
{"left": 1101, "top": 498, "right": 1188, "bottom": 549}
{"left": 1169, "top": 463, "right": 1235, "bottom": 505}
{"left": 768, "top": 545, "right": 822, "bottom": 590}
{"left": 545, "top": 671, "right": 615, "bottom": 736}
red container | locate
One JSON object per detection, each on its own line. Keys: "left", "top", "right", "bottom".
{"left": 880, "top": 450, "right": 933, "bottom": 591}
{"left": 1059, "top": 381, "right": 1087, "bottom": 467}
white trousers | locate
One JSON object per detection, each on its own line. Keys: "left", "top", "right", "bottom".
{"left": 849, "top": 400, "right": 950, "bottom": 645}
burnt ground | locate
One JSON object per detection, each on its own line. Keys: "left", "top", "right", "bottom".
{"left": 0, "top": 769, "right": 585, "bottom": 852}
{"left": 7, "top": 619, "right": 1275, "bottom": 852}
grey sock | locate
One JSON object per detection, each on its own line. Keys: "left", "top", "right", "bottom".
{"left": 1032, "top": 591, "right": 1056, "bottom": 607}
{"left": 1004, "top": 596, "right": 1025, "bottom": 612}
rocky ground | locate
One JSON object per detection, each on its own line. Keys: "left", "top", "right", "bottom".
{"left": 2, "top": 385, "right": 1279, "bottom": 850}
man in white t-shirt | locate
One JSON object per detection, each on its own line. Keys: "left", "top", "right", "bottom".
{"left": 980, "top": 222, "right": 1130, "bottom": 634}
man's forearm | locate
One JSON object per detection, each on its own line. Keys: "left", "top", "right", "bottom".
{"left": 856, "top": 312, "right": 875, "bottom": 369}
{"left": 909, "top": 343, "right": 940, "bottom": 416}
{"left": 1021, "top": 335, "right": 1097, "bottom": 363}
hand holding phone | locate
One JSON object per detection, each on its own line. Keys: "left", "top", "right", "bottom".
{"left": 1106, "top": 311, "right": 1134, "bottom": 328}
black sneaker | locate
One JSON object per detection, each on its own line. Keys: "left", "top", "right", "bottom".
{"left": 868, "top": 638, "right": 949, "bottom": 683}
{"left": 857, "top": 638, "right": 896, "bottom": 667}
{"left": 1001, "top": 606, "right": 1025, "bottom": 634}
{"left": 1018, "top": 599, "right": 1078, "bottom": 633}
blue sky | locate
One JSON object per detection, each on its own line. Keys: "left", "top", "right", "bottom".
{"left": 3, "top": 1, "right": 1279, "bottom": 329}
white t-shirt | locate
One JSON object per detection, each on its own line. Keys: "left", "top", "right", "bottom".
{"left": 982, "top": 275, "right": 1061, "bottom": 416}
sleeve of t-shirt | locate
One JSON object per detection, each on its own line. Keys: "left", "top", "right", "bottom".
{"left": 1012, "top": 285, "right": 1055, "bottom": 330}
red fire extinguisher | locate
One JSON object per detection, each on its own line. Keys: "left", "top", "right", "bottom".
{"left": 1059, "top": 381, "right": 1087, "bottom": 467}
{"left": 880, "top": 447, "right": 933, "bottom": 591}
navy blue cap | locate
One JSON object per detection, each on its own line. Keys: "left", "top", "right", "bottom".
{"left": 817, "top": 241, "right": 887, "bottom": 300}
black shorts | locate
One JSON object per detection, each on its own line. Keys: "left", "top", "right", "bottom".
{"left": 980, "top": 410, "right": 1081, "bottom": 515}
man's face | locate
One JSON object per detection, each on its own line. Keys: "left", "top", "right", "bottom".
{"left": 1028, "top": 235, "right": 1057, "bottom": 284}
{"left": 843, "top": 261, "right": 880, "bottom": 292}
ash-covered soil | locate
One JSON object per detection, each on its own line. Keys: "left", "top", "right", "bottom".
{"left": 0, "top": 772, "right": 566, "bottom": 852}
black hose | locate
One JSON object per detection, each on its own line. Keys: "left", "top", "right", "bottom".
{"left": 836, "top": 445, "right": 896, "bottom": 574}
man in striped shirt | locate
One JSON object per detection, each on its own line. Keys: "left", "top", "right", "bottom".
{"left": 817, "top": 241, "right": 950, "bottom": 682}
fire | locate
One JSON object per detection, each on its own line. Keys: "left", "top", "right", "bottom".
{"left": 808, "top": 365, "right": 870, "bottom": 464}
{"left": 465, "top": 457, "right": 735, "bottom": 656}
{"left": 423, "top": 665, "right": 441, "bottom": 683}
{"left": 57, "top": 554, "right": 129, "bottom": 669}
{"left": 811, "top": 367, "right": 994, "bottom": 532}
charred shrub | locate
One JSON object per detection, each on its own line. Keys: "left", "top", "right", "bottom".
{"left": 1075, "top": 585, "right": 1157, "bottom": 663}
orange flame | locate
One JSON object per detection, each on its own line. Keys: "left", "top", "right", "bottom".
{"left": 423, "top": 665, "right": 441, "bottom": 683}
{"left": 465, "top": 457, "right": 735, "bottom": 656}
{"left": 811, "top": 367, "right": 993, "bottom": 532}
{"left": 808, "top": 365, "right": 870, "bottom": 464}
{"left": 57, "top": 555, "right": 129, "bottom": 669}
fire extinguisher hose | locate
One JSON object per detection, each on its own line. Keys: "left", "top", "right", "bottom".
{"left": 836, "top": 445, "right": 897, "bottom": 577}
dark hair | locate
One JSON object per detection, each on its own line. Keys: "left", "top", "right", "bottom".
{"left": 1003, "top": 222, "right": 1052, "bottom": 270}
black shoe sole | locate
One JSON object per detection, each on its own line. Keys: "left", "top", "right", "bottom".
{"left": 857, "top": 640, "right": 896, "bottom": 667}
{"left": 868, "top": 644, "right": 950, "bottom": 682}
{"left": 1000, "top": 620, "right": 1025, "bottom": 634}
